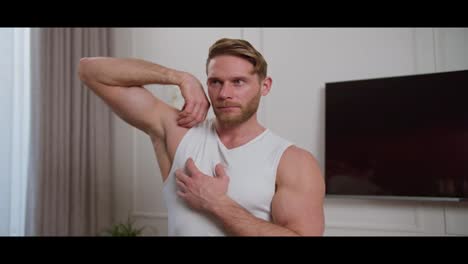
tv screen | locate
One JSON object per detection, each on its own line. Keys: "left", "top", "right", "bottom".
{"left": 325, "top": 70, "right": 468, "bottom": 201}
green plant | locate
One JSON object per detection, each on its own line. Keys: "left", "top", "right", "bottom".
{"left": 104, "top": 217, "right": 145, "bottom": 237}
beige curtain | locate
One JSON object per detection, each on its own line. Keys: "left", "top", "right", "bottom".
{"left": 27, "top": 28, "right": 113, "bottom": 236}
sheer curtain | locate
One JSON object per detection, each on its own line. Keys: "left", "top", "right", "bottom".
{"left": 0, "top": 28, "right": 28, "bottom": 236}
{"left": 27, "top": 28, "right": 113, "bottom": 236}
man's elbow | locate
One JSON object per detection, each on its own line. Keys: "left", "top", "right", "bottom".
{"left": 299, "top": 226, "right": 324, "bottom": 236}
{"left": 78, "top": 57, "right": 102, "bottom": 82}
{"left": 78, "top": 57, "right": 92, "bottom": 83}
{"left": 300, "top": 218, "right": 325, "bottom": 236}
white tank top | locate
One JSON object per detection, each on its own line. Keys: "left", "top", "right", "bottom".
{"left": 162, "top": 118, "right": 293, "bottom": 236}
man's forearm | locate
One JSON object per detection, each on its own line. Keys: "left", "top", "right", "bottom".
{"left": 78, "top": 57, "right": 185, "bottom": 87}
{"left": 208, "top": 196, "right": 299, "bottom": 236}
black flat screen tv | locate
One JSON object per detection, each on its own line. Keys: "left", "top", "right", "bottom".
{"left": 325, "top": 70, "right": 468, "bottom": 201}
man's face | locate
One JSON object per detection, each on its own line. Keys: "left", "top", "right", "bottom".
{"left": 206, "top": 55, "right": 264, "bottom": 126}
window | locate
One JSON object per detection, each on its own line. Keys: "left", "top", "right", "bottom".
{"left": 0, "top": 28, "right": 30, "bottom": 236}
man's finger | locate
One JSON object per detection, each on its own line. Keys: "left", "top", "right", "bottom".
{"left": 177, "top": 190, "right": 186, "bottom": 198}
{"left": 183, "top": 119, "right": 199, "bottom": 129}
{"left": 196, "top": 105, "right": 206, "bottom": 123}
{"left": 177, "top": 108, "right": 193, "bottom": 120}
{"left": 186, "top": 158, "right": 201, "bottom": 177}
{"left": 176, "top": 178, "right": 187, "bottom": 193}
{"left": 175, "top": 169, "right": 191, "bottom": 183}
{"left": 184, "top": 108, "right": 204, "bottom": 128}
{"left": 181, "top": 100, "right": 195, "bottom": 116}
{"left": 215, "top": 163, "right": 228, "bottom": 179}
{"left": 177, "top": 115, "right": 195, "bottom": 127}
{"left": 178, "top": 103, "right": 201, "bottom": 127}
{"left": 192, "top": 103, "right": 202, "bottom": 121}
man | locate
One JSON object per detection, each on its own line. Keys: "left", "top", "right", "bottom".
{"left": 78, "top": 38, "right": 325, "bottom": 236}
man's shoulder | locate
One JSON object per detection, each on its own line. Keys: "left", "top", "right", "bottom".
{"left": 277, "top": 145, "right": 323, "bottom": 187}
{"left": 281, "top": 145, "right": 318, "bottom": 166}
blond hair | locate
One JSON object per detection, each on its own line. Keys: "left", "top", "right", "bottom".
{"left": 206, "top": 38, "right": 268, "bottom": 81}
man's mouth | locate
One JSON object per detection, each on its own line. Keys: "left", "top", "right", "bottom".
{"left": 216, "top": 105, "right": 240, "bottom": 111}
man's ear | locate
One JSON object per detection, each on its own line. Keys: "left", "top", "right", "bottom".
{"left": 261, "top": 76, "right": 272, "bottom": 96}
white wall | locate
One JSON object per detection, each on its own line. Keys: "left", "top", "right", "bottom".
{"left": 111, "top": 28, "right": 468, "bottom": 236}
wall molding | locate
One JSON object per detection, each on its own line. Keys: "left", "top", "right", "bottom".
{"left": 326, "top": 206, "right": 425, "bottom": 233}
{"left": 132, "top": 211, "right": 168, "bottom": 219}
{"left": 412, "top": 28, "right": 437, "bottom": 74}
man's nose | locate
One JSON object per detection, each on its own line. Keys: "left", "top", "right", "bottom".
{"left": 218, "top": 83, "right": 234, "bottom": 99}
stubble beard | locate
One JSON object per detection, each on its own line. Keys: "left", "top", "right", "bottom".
{"left": 214, "top": 90, "right": 261, "bottom": 127}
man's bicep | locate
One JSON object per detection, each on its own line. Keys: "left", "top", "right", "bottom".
{"left": 85, "top": 80, "right": 170, "bottom": 136}
{"left": 271, "top": 183, "right": 324, "bottom": 236}
{"left": 271, "top": 147, "right": 325, "bottom": 236}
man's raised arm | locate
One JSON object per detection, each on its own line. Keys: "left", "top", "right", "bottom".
{"left": 78, "top": 57, "right": 210, "bottom": 138}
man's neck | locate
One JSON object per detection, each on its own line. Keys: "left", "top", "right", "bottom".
{"left": 214, "top": 115, "right": 266, "bottom": 149}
